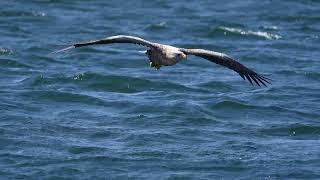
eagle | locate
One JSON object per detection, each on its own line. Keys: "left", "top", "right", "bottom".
{"left": 54, "top": 35, "right": 271, "bottom": 86}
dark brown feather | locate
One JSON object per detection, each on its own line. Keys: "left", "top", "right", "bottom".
{"left": 180, "top": 48, "right": 271, "bottom": 86}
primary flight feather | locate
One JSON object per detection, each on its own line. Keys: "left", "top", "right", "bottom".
{"left": 54, "top": 35, "right": 271, "bottom": 86}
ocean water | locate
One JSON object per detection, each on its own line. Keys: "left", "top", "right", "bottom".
{"left": 1, "top": 0, "right": 319, "bottom": 179}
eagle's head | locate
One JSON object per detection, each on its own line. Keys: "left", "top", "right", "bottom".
{"left": 163, "top": 45, "right": 187, "bottom": 61}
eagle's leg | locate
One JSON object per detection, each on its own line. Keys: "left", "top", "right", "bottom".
{"left": 146, "top": 49, "right": 154, "bottom": 68}
{"left": 155, "top": 64, "right": 161, "bottom": 70}
{"left": 146, "top": 49, "right": 161, "bottom": 70}
{"left": 149, "top": 61, "right": 161, "bottom": 70}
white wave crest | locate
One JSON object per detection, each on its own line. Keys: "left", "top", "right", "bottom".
{"left": 0, "top": 48, "right": 13, "bottom": 55}
{"left": 220, "top": 26, "right": 281, "bottom": 40}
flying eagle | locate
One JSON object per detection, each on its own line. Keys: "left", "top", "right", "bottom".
{"left": 54, "top": 35, "right": 271, "bottom": 86}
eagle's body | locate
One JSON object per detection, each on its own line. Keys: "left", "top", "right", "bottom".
{"left": 146, "top": 44, "right": 186, "bottom": 69}
{"left": 54, "top": 35, "right": 271, "bottom": 86}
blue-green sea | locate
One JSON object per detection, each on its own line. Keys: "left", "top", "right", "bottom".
{"left": 1, "top": 0, "right": 319, "bottom": 179}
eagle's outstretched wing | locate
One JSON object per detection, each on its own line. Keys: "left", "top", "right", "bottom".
{"left": 52, "top": 35, "right": 157, "bottom": 53}
{"left": 180, "top": 48, "right": 271, "bottom": 86}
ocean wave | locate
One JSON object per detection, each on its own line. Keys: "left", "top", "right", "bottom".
{"left": 31, "top": 11, "right": 46, "bottom": 17}
{"left": 0, "top": 58, "right": 32, "bottom": 68}
{"left": 0, "top": 48, "right": 13, "bottom": 55}
{"left": 261, "top": 124, "right": 320, "bottom": 138}
{"left": 261, "top": 25, "right": 279, "bottom": 30}
{"left": 145, "top": 22, "right": 168, "bottom": 31}
{"left": 70, "top": 72, "right": 202, "bottom": 93}
{"left": 212, "top": 100, "right": 255, "bottom": 110}
{"left": 68, "top": 146, "right": 105, "bottom": 155}
{"left": 197, "top": 81, "right": 234, "bottom": 91}
{"left": 21, "top": 72, "right": 205, "bottom": 98}
{"left": 304, "top": 72, "right": 320, "bottom": 80}
{"left": 20, "top": 90, "right": 109, "bottom": 106}
{"left": 209, "top": 100, "right": 319, "bottom": 119}
{"left": 0, "top": 10, "right": 45, "bottom": 17}
{"left": 275, "top": 70, "right": 320, "bottom": 81}
{"left": 90, "top": 130, "right": 121, "bottom": 139}
{"left": 218, "top": 26, "right": 282, "bottom": 40}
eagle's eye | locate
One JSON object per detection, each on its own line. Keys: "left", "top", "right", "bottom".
{"left": 176, "top": 53, "right": 186, "bottom": 59}
{"left": 176, "top": 53, "right": 183, "bottom": 57}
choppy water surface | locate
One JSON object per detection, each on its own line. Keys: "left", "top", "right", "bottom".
{"left": 1, "top": 0, "right": 319, "bottom": 179}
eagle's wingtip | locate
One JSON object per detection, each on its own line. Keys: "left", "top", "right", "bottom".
{"left": 50, "top": 45, "right": 75, "bottom": 54}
